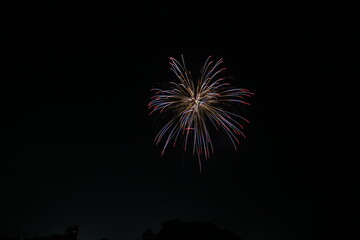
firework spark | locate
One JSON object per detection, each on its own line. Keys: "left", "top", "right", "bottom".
{"left": 148, "top": 55, "right": 253, "bottom": 171}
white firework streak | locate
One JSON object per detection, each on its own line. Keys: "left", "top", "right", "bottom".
{"left": 148, "top": 55, "right": 253, "bottom": 171}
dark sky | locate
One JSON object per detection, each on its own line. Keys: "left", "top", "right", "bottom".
{"left": 1, "top": 1, "right": 349, "bottom": 240}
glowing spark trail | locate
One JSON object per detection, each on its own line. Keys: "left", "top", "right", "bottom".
{"left": 148, "top": 55, "right": 253, "bottom": 171}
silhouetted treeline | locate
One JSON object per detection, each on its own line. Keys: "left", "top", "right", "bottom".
{"left": 1, "top": 221, "right": 242, "bottom": 240}
{"left": 0, "top": 225, "right": 78, "bottom": 240}
{"left": 141, "top": 220, "right": 242, "bottom": 240}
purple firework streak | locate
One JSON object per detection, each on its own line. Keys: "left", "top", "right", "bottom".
{"left": 148, "top": 55, "right": 253, "bottom": 171}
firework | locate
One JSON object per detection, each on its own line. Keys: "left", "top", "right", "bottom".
{"left": 148, "top": 55, "right": 253, "bottom": 171}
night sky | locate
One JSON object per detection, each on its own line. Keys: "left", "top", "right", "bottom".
{"left": 1, "top": 1, "right": 348, "bottom": 240}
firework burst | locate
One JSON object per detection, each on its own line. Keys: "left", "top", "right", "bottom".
{"left": 148, "top": 55, "right": 253, "bottom": 171}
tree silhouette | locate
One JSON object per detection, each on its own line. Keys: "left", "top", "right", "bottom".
{"left": 141, "top": 219, "right": 242, "bottom": 240}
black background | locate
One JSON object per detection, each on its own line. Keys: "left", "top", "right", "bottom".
{"left": 1, "top": 1, "right": 351, "bottom": 240}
